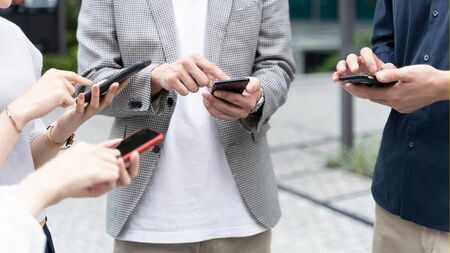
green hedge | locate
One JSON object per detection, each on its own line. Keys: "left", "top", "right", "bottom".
{"left": 42, "top": 0, "right": 81, "bottom": 72}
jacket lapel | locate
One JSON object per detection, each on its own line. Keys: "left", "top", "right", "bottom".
{"left": 207, "top": 0, "right": 233, "bottom": 64}
{"left": 147, "top": 0, "right": 178, "bottom": 62}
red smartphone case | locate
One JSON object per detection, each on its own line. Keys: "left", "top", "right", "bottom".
{"left": 121, "top": 133, "right": 164, "bottom": 163}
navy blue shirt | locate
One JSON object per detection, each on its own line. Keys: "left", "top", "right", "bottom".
{"left": 371, "top": 0, "right": 449, "bottom": 232}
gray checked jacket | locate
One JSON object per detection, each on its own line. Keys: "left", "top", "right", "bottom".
{"left": 77, "top": 0, "right": 296, "bottom": 238}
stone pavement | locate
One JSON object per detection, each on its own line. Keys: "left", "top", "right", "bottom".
{"left": 43, "top": 73, "right": 391, "bottom": 253}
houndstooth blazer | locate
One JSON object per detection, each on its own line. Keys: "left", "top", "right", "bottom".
{"left": 77, "top": 0, "right": 296, "bottom": 238}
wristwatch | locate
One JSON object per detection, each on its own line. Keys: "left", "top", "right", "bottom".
{"left": 250, "top": 88, "right": 265, "bottom": 114}
{"left": 45, "top": 122, "right": 75, "bottom": 150}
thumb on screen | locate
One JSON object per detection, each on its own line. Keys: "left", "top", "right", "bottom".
{"left": 376, "top": 69, "right": 405, "bottom": 83}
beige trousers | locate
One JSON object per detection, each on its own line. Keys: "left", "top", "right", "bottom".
{"left": 373, "top": 204, "right": 449, "bottom": 253}
{"left": 114, "top": 231, "right": 271, "bottom": 253}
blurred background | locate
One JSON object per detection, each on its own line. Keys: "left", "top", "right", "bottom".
{"left": 1, "top": 1, "right": 391, "bottom": 252}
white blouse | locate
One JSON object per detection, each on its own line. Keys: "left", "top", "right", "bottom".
{"left": 0, "top": 17, "right": 46, "bottom": 219}
{"left": 0, "top": 186, "right": 46, "bottom": 253}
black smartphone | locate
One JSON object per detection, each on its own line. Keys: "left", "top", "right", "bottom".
{"left": 115, "top": 128, "right": 164, "bottom": 163}
{"left": 339, "top": 74, "right": 397, "bottom": 87}
{"left": 80, "top": 59, "right": 152, "bottom": 103}
{"left": 211, "top": 77, "right": 250, "bottom": 95}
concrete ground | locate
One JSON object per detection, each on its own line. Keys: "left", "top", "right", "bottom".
{"left": 43, "top": 73, "right": 391, "bottom": 253}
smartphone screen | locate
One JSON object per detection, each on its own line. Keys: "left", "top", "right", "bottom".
{"left": 115, "top": 128, "right": 161, "bottom": 156}
{"left": 211, "top": 78, "right": 250, "bottom": 94}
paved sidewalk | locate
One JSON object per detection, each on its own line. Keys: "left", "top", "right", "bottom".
{"left": 44, "top": 73, "right": 391, "bottom": 253}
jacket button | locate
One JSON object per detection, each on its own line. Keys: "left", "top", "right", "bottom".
{"left": 153, "top": 146, "right": 161, "bottom": 153}
{"left": 409, "top": 141, "right": 414, "bottom": 148}
{"left": 433, "top": 10, "right": 439, "bottom": 17}
{"left": 128, "top": 101, "right": 142, "bottom": 110}
{"left": 167, "top": 97, "right": 174, "bottom": 107}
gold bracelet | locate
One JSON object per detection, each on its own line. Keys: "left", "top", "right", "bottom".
{"left": 45, "top": 122, "right": 75, "bottom": 150}
{"left": 5, "top": 107, "right": 22, "bottom": 134}
{"left": 45, "top": 125, "right": 63, "bottom": 149}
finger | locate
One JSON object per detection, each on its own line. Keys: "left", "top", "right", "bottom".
{"left": 59, "top": 71, "right": 93, "bottom": 86}
{"left": 75, "top": 93, "right": 85, "bottom": 114}
{"left": 193, "top": 55, "right": 229, "bottom": 80}
{"left": 188, "top": 64, "right": 210, "bottom": 87}
{"left": 63, "top": 79, "right": 76, "bottom": 95}
{"left": 99, "top": 82, "right": 119, "bottom": 108}
{"left": 173, "top": 80, "right": 190, "bottom": 96}
{"left": 336, "top": 60, "right": 348, "bottom": 74}
{"left": 101, "top": 138, "right": 123, "bottom": 149}
{"left": 202, "top": 96, "right": 237, "bottom": 120}
{"left": 381, "top": 63, "right": 397, "bottom": 70}
{"left": 210, "top": 90, "right": 249, "bottom": 109}
{"left": 179, "top": 71, "right": 199, "bottom": 93}
{"left": 342, "top": 83, "right": 371, "bottom": 99}
{"left": 117, "top": 158, "right": 131, "bottom": 186}
{"left": 96, "top": 147, "right": 121, "bottom": 163}
{"left": 360, "top": 47, "right": 379, "bottom": 73}
{"left": 88, "top": 84, "right": 101, "bottom": 111}
{"left": 346, "top": 54, "right": 360, "bottom": 73}
{"left": 117, "top": 79, "right": 130, "bottom": 93}
{"left": 332, "top": 72, "right": 341, "bottom": 82}
{"left": 376, "top": 69, "right": 406, "bottom": 83}
{"left": 245, "top": 78, "right": 261, "bottom": 94}
{"left": 202, "top": 92, "right": 247, "bottom": 117}
{"left": 128, "top": 152, "right": 140, "bottom": 178}
{"left": 61, "top": 93, "right": 76, "bottom": 107}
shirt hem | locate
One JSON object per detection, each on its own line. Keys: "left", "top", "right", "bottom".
{"left": 116, "top": 225, "right": 268, "bottom": 244}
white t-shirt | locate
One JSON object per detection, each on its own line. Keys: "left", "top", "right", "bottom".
{"left": 117, "top": 0, "right": 265, "bottom": 244}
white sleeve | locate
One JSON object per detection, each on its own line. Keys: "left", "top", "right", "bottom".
{"left": 25, "top": 35, "right": 43, "bottom": 80}
{"left": 29, "top": 119, "right": 46, "bottom": 143}
{"left": 0, "top": 186, "right": 46, "bottom": 253}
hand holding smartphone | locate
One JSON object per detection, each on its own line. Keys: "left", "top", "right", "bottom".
{"left": 80, "top": 60, "right": 152, "bottom": 103}
{"left": 339, "top": 74, "right": 397, "bottom": 88}
{"left": 115, "top": 128, "right": 164, "bottom": 163}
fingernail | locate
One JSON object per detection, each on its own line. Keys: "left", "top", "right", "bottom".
{"left": 214, "top": 92, "right": 222, "bottom": 98}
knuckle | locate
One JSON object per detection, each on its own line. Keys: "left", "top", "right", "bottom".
{"left": 167, "top": 75, "right": 177, "bottom": 83}
{"left": 232, "top": 97, "right": 241, "bottom": 105}
{"left": 181, "top": 59, "right": 191, "bottom": 68}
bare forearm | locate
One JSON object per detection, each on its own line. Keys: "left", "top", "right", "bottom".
{"left": 16, "top": 172, "right": 54, "bottom": 218}
{"left": 0, "top": 111, "right": 21, "bottom": 167}
{"left": 30, "top": 135, "right": 59, "bottom": 169}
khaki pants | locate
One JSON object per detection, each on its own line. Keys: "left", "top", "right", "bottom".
{"left": 114, "top": 231, "right": 271, "bottom": 253}
{"left": 373, "top": 204, "right": 449, "bottom": 253}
